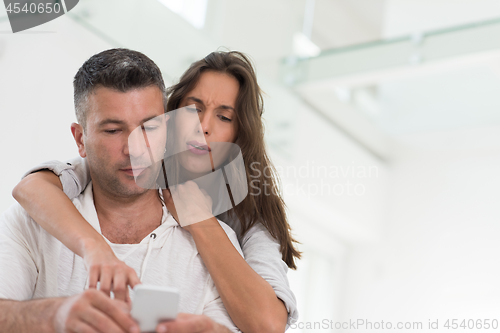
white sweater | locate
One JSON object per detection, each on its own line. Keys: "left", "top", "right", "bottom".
{"left": 0, "top": 182, "right": 241, "bottom": 332}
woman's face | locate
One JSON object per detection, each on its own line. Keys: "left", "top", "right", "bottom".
{"left": 175, "top": 70, "right": 239, "bottom": 177}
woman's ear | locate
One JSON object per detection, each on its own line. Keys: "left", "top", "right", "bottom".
{"left": 71, "top": 123, "right": 87, "bottom": 158}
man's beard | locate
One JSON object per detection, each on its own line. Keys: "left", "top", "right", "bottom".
{"left": 88, "top": 155, "right": 161, "bottom": 198}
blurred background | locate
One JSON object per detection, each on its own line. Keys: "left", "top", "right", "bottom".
{"left": 1, "top": 0, "right": 500, "bottom": 332}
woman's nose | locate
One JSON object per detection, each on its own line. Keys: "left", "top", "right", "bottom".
{"left": 199, "top": 112, "right": 211, "bottom": 136}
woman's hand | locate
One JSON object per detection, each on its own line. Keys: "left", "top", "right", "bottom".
{"left": 162, "top": 182, "right": 213, "bottom": 227}
{"left": 82, "top": 240, "right": 141, "bottom": 304}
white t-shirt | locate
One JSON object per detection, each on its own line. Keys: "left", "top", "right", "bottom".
{"left": 0, "top": 182, "right": 241, "bottom": 332}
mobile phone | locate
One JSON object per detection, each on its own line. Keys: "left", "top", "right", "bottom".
{"left": 130, "top": 284, "right": 180, "bottom": 332}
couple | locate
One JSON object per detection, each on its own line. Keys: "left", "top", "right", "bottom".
{"left": 0, "top": 48, "right": 300, "bottom": 332}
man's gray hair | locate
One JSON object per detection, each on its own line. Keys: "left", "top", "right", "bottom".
{"left": 74, "top": 48, "right": 167, "bottom": 131}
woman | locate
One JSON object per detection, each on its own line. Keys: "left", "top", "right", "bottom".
{"left": 13, "top": 51, "right": 300, "bottom": 333}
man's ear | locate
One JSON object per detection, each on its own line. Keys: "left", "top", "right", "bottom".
{"left": 71, "top": 123, "right": 87, "bottom": 158}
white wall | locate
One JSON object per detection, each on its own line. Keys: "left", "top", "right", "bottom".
{"left": 384, "top": 0, "right": 500, "bottom": 38}
{"left": 312, "top": 0, "right": 386, "bottom": 49}
{"left": 0, "top": 15, "right": 113, "bottom": 213}
{"left": 341, "top": 139, "right": 500, "bottom": 330}
{"left": 332, "top": 4, "right": 500, "bottom": 330}
{"left": 262, "top": 79, "right": 389, "bottom": 332}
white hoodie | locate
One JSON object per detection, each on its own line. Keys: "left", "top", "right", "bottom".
{"left": 0, "top": 182, "right": 241, "bottom": 332}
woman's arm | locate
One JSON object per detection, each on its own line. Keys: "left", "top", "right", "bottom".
{"left": 235, "top": 223, "right": 298, "bottom": 325}
{"left": 188, "top": 219, "right": 288, "bottom": 333}
{"left": 12, "top": 170, "right": 140, "bottom": 302}
{"left": 163, "top": 188, "right": 288, "bottom": 333}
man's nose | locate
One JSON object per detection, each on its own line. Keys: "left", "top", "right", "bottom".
{"left": 126, "top": 127, "right": 149, "bottom": 157}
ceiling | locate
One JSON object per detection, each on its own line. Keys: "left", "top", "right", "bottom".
{"left": 3, "top": 0, "right": 500, "bottom": 160}
{"left": 288, "top": 4, "right": 500, "bottom": 158}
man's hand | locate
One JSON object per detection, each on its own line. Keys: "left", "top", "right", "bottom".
{"left": 83, "top": 240, "right": 141, "bottom": 304}
{"left": 53, "top": 289, "right": 140, "bottom": 333}
{"left": 156, "top": 313, "right": 231, "bottom": 333}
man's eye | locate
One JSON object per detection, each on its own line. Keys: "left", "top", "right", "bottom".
{"left": 104, "top": 129, "right": 120, "bottom": 134}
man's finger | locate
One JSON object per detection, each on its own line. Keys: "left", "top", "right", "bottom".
{"left": 157, "top": 314, "right": 212, "bottom": 333}
{"left": 80, "top": 306, "right": 128, "bottom": 333}
{"left": 69, "top": 320, "right": 98, "bottom": 333}
{"left": 91, "top": 294, "right": 139, "bottom": 333}
{"left": 125, "top": 293, "right": 132, "bottom": 307}
{"left": 113, "top": 299, "right": 131, "bottom": 315}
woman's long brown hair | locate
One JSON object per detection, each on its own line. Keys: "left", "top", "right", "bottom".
{"left": 166, "top": 51, "right": 301, "bottom": 269}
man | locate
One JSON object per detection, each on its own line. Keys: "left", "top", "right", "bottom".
{"left": 0, "top": 48, "right": 240, "bottom": 333}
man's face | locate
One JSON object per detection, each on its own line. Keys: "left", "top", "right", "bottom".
{"left": 75, "top": 86, "right": 166, "bottom": 198}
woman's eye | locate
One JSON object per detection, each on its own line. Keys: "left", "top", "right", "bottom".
{"left": 186, "top": 107, "right": 201, "bottom": 113}
{"left": 144, "top": 126, "right": 158, "bottom": 131}
{"left": 219, "top": 115, "right": 232, "bottom": 122}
